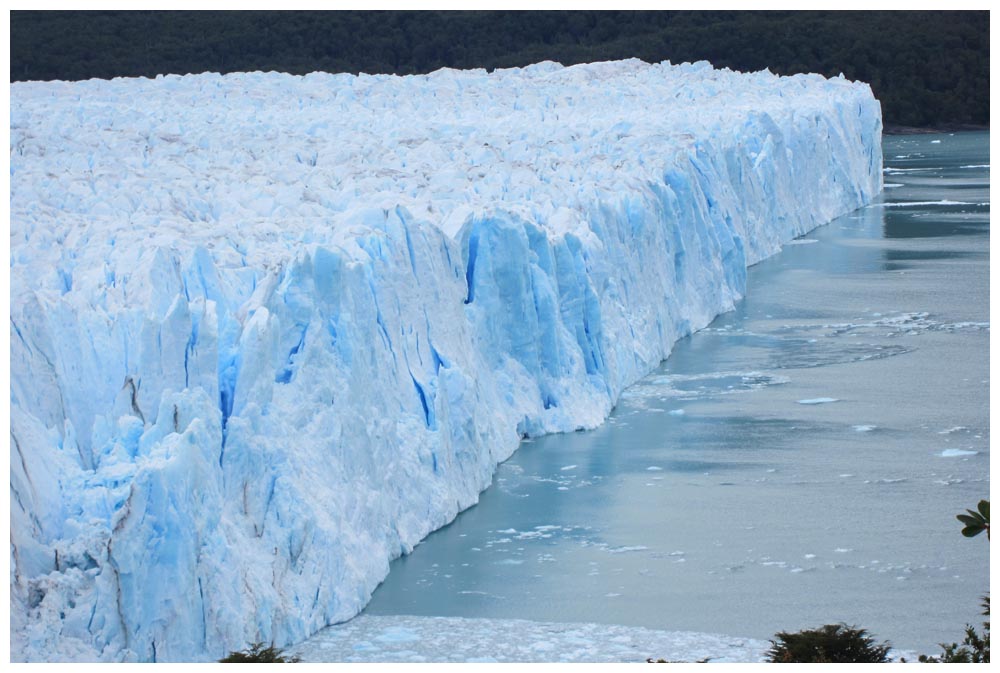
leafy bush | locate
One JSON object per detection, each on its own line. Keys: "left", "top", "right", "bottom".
{"left": 917, "top": 597, "right": 989, "bottom": 662}
{"left": 766, "top": 624, "right": 891, "bottom": 663}
{"left": 957, "top": 499, "right": 990, "bottom": 539}
{"left": 918, "top": 500, "right": 989, "bottom": 663}
{"left": 219, "top": 642, "right": 300, "bottom": 663}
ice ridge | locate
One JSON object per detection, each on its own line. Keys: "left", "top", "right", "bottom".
{"left": 9, "top": 59, "right": 882, "bottom": 661}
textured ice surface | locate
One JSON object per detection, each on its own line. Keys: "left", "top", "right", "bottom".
{"left": 288, "top": 614, "right": 771, "bottom": 663}
{"left": 9, "top": 59, "right": 882, "bottom": 661}
{"left": 289, "top": 614, "right": 916, "bottom": 663}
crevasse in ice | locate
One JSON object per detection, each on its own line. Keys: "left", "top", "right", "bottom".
{"left": 9, "top": 59, "right": 882, "bottom": 661}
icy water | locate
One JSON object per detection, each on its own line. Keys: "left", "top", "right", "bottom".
{"left": 318, "top": 132, "right": 990, "bottom": 658}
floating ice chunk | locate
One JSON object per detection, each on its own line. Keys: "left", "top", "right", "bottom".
{"left": 798, "top": 397, "right": 839, "bottom": 405}
{"left": 560, "top": 465, "right": 578, "bottom": 471}
{"left": 939, "top": 449, "right": 978, "bottom": 457}
{"left": 868, "top": 200, "right": 979, "bottom": 207}
{"left": 374, "top": 628, "right": 421, "bottom": 644}
{"left": 646, "top": 466, "right": 663, "bottom": 471}
{"left": 785, "top": 238, "right": 818, "bottom": 245}
{"left": 668, "top": 409, "right": 685, "bottom": 416}
{"left": 944, "top": 322, "right": 989, "bottom": 331}
{"left": 853, "top": 425, "right": 876, "bottom": 432}
{"left": 937, "top": 426, "right": 965, "bottom": 435}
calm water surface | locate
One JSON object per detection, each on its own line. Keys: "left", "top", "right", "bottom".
{"left": 361, "top": 132, "right": 990, "bottom": 653}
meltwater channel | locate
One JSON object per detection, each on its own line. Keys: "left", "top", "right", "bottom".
{"left": 311, "top": 132, "right": 990, "bottom": 657}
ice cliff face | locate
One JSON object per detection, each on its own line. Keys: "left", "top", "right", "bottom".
{"left": 9, "top": 60, "right": 882, "bottom": 661}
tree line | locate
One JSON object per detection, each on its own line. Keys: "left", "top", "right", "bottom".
{"left": 10, "top": 10, "right": 989, "bottom": 129}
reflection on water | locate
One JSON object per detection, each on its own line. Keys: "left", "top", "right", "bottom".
{"left": 878, "top": 131, "right": 989, "bottom": 240}
{"left": 358, "top": 132, "right": 989, "bottom": 653}
{"left": 881, "top": 215, "right": 988, "bottom": 240}
{"left": 882, "top": 249, "right": 975, "bottom": 261}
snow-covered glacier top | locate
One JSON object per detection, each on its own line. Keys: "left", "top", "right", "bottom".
{"left": 12, "top": 59, "right": 876, "bottom": 289}
{"left": 10, "top": 59, "right": 882, "bottom": 661}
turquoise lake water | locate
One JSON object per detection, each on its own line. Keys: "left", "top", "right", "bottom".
{"left": 358, "top": 132, "right": 990, "bottom": 654}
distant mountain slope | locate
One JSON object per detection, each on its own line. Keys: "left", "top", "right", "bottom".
{"left": 9, "top": 10, "right": 989, "bottom": 128}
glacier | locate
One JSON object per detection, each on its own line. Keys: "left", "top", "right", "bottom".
{"left": 9, "top": 59, "right": 882, "bottom": 662}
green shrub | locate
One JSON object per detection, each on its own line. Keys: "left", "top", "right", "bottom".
{"left": 219, "top": 642, "right": 301, "bottom": 663}
{"left": 957, "top": 500, "right": 990, "bottom": 539}
{"left": 766, "top": 624, "right": 891, "bottom": 663}
{"left": 919, "top": 596, "right": 990, "bottom": 663}
{"left": 919, "top": 500, "right": 990, "bottom": 663}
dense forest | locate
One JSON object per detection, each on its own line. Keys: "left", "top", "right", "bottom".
{"left": 10, "top": 10, "right": 989, "bottom": 129}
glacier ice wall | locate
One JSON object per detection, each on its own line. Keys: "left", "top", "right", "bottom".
{"left": 9, "top": 60, "right": 882, "bottom": 661}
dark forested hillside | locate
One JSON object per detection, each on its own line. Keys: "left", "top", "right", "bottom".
{"left": 10, "top": 10, "right": 989, "bottom": 129}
